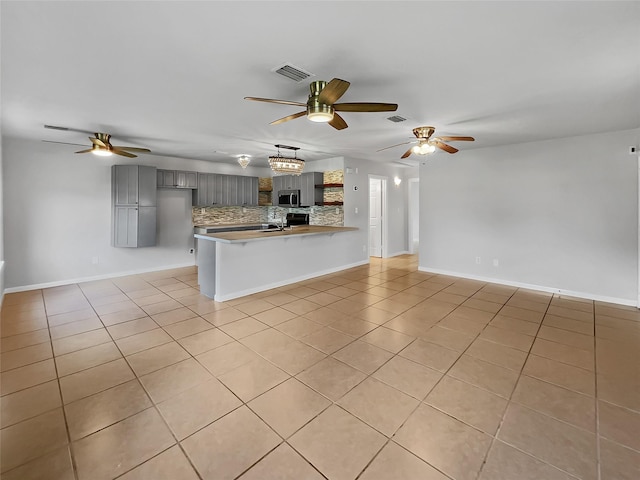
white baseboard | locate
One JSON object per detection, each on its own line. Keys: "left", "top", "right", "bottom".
{"left": 4, "top": 262, "right": 197, "bottom": 294}
{"left": 214, "top": 259, "right": 370, "bottom": 302}
{"left": 418, "top": 266, "right": 637, "bottom": 308}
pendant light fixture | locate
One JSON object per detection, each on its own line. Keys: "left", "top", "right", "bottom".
{"left": 237, "top": 155, "right": 251, "bottom": 169}
{"left": 268, "top": 144, "right": 305, "bottom": 175}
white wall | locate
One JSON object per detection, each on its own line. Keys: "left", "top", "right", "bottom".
{"left": 419, "top": 128, "right": 640, "bottom": 304}
{"left": 0, "top": 132, "right": 5, "bottom": 303}
{"left": 343, "top": 157, "right": 414, "bottom": 259}
{"left": 2, "top": 136, "right": 272, "bottom": 290}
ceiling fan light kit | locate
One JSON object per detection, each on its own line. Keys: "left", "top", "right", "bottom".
{"left": 245, "top": 77, "right": 398, "bottom": 130}
{"left": 378, "top": 125, "right": 475, "bottom": 159}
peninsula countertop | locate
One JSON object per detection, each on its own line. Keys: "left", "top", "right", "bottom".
{"left": 194, "top": 225, "right": 358, "bottom": 243}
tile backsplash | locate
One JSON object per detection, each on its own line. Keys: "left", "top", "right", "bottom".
{"left": 192, "top": 205, "right": 343, "bottom": 226}
{"left": 192, "top": 170, "right": 345, "bottom": 226}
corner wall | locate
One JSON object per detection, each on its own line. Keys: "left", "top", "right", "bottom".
{"left": 419, "top": 128, "right": 640, "bottom": 304}
{"left": 343, "top": 157, "right": 414, "bottom": 260}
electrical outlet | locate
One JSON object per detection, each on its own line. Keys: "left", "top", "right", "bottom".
{"left": 91, "top": 256, "right": 99, "bottom": 265}
{"left": 188, "top": 248, "right": 195, "bottom": 254}
{"left": 475, "top": 256, "right": 481, "bottom": 264}
{"left": 335, "top": 207, "right": 339, "bottom": 214}
{"left": 200, "top": 208, "right": 205, "bottom": 214}
{"left": 355, "top": 207, "right": 358, "bottom": 214}
{"left": 242, "top": 207, "right": 247, "bottom": 213}
{"left": 493, "top": 258, "right": 499, "bottom": 267}
{"left": 362, "top": 244, "right": 366, "bottom": 252}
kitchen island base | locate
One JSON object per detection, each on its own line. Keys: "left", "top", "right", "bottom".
{"left": 195, "top": 227, "right": 361, "bottom": 301}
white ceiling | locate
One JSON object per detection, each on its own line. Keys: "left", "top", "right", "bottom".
{"left": 2, "top": 1, "right": 639, "bottom": 167}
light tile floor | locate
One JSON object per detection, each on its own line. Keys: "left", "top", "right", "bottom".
{"left": 1, "top": 255, "right": 639, "bottom": 480}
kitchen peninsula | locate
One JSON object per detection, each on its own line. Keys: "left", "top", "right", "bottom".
{"left": 195, "top": 225, "right": 359, "bottom": 301}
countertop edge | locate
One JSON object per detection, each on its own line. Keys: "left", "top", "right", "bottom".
{"left": 195, "top": 226, "right": 358, "bottom": 244}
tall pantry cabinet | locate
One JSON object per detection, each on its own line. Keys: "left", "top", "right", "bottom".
{"left": 112, "top": 165, "right": 157, "bottom": 247}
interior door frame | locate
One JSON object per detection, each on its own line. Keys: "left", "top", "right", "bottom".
{"left": 408, "top": 177, "right": 419, "bottom": 255}
{"left": 369, "top": 175, "right": 388, "bottom": 258}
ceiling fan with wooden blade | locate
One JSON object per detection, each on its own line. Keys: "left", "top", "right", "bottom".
{"left": 43, "top": 127, "right": 151, "bottom": 158}
{"left": 377, "top": 126, "right": 474, "bottom": 158}
{"left": 245, "top": 78, "right": 398, "bottom": 130}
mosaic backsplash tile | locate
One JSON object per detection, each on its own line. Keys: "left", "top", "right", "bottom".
{"left": 192, "top": 205, "right": 343, "bottom": 226}
{"left": 192, "top": 171, "right": 344, "bottom": 226}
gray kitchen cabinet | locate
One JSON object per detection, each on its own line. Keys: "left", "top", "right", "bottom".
{"left": 239, "top": 176, "right": 258, "bottom": 205}
{"left": 194, "top": 173, "right": 258, "bottom": 206}
{"left": 158, "top": 169, "right": 197, "bottom": 189}
{"left": 300, "top": 172, "right": 323, "bottom": 206}
{"left": 272, "top": 173, "right": 321, "bottom": 206}
{"left": 112, "top": 165, "right": 157, "bottom": 247}
{"left": 157, "top": 169, "right": 175, "bottom": 188}
{"left": 177, "top": 171, "right": 198, "bottom": 188}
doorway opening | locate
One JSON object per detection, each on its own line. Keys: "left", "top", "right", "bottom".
{"left": 369, "top": 176, "right": 387, "bottom": 258}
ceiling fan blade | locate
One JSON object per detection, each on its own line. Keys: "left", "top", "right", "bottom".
{"left": 244, "top": 97, "right": 306, "bottom": 107}
{"left": 376, "top": 140, "right": 415, "bottom": 152}
{"left": 113, "top": 146, "right": 151, "bottom": 152}
{"left": 44, "top": 124, "right": 95, "bottom": 134}
{"left": 328, "top": 112, "right": 348, "bottom": 130}
{"left": 334, "top": 102, "right": 398, "bottom": 112}
{"left": 90, "top": 137, "right": 107, "bottom": 148}
{"left": 318, "top": 78, "right": 350, "bottom": 105}
{"left": 434, "top": 136, "right": 475, "bottom": 142}
{"left": 433, "top": 140, "right": 458, "bottom": 154}
{"left": 42, "top": 140, "right": 87, "bottom": 147}
{"left": 75, "top": 148, "right": 94, "bottom": 154}
{"left": 270, "top": 111, "right": 307, "bottom": 125}
{"left": 401, "top": 148, "right": 414, "bottom": 159}
{"left": 112, "top": 149, "right": 137, "bottom": 158}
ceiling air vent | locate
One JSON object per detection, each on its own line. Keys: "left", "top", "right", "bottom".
{"left": 271, "top": 63, "right": 314, "bottom": 82}
{"left": 387, "top": 115, "right": 407, "bottom": 123}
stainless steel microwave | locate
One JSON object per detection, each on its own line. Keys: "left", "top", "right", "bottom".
{"left": 277, "top": 189, "right": 300, "bottom": 207}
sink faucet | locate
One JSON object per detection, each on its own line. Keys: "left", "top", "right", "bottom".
{"left": 279, "top": 214, "right": 286, "bottom": 231}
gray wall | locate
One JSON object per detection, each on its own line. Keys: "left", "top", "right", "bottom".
{"left": 344, "top": 157, "right": 414, "bottom": 259}
{"left": 419, "top": 128, "right": 640, "bottom": 303}
{"left": 2, "top": 137, "right": 272, "bottom": 289}
{"left": 3, "top": 138, "right": 411, "bottom": 290}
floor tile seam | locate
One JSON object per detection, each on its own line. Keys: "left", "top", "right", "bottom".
{"left": 68, "top": 405, "right": 181, "bottom": 479}
{"left": 518, "top": 370, "right": 596, "bottom": 398}
{"left": 486, "top": 438, "right": 586, "bottom": 480}
{"left": 43, "top": 302, "right": 81, "bottom": 480}
{"left": 476, "top": 294, "right": 553, "bottom": 480}
{"left": 0, "top": 386, "right": 62, "bottom": 429}
{"left": 538, "top": 323, "right": 595, "bottom": 340}
{"left": 532, "top": 338, "right": 596, "bottom": 362}
{"left": 544, "top": 312, "right": 596, "bottom": 324}
{"left": 0, "top": 359, "right": 58, "bottom": 398}
{"left": 508, "top": 394, "right": 597, "bottom": 434}
{"left": 0, "top": 349, "right": 54, "bottom": 373}
{"left": 597, "top": 432, "right": 640, "bottom": 455}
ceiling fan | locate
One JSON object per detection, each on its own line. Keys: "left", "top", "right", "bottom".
{"left": 377, "top": 126, "right": 475, "bottom": 158}
{"left": 245, "top": 78, "right": 398, "bottom": 130}
{"left": 43, "top": 126, "right": 151, "bottom": 158}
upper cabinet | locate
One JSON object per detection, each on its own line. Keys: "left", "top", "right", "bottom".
{"left": 193, "top": 173, "right": 259, "bottom": 207}
{"left": 157, "top": 169, "right": 197, "bottom": 189}
{"left": 272, "top": 172, "right": 322, "bottom": 207}
{"left": 112, "top": 165, "right": 157, "bottom": 248}
{"left": 300, "top": 172, "right": 323, "bottom": 207}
